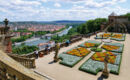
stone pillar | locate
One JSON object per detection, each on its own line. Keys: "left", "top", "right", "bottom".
{"left": 5, "top": 37, "right": 12, "bottom": 53}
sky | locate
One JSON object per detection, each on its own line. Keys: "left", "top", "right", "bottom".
{"left": 0, "top": 0, "right": 130, "bottom": 21}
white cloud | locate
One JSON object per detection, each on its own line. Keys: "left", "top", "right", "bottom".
{"left": 41, "top": 0, "right": 48, "bottom": 3}
{"left": 54, "top": 3, "right": 61, "bottom": 7}
{"left": 0, "top": 0, "right": 129, "bottom": 21}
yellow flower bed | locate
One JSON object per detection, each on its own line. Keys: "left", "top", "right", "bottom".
{"left": 100, "top": 33, "right": 111, "bottom": 37}
{"left": 91, "top": 52, "right": 116, "bottom": 64}
{"left": 112, "top": 34, "right": 123, "bottom": 39}
{"left": 84, "top": 43, "right": 96, "bottom": 48}
{"left": 67, "top": 47, "right": 90, "bottom": 57}
{"left": 102, "top": 45, "right": 119, "bottom": 51}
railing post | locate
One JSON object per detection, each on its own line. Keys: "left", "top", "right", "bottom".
{"left": 32, "top": 59, "right": 36, "bottom": 68}
{"left": 3, "top": 68, "right": 7, "bottom": 79}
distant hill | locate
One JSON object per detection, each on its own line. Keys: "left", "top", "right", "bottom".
{"left": 52, "top": 20, "right": 86, "bottom": 24}
{"left": 0, "top": 20, "right": 86, "bottom": 25}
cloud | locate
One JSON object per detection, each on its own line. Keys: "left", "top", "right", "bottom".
{"left": 41, "top": 0, "right": 48, "bottom": 3}
{"left": 0, "top": 0, "right": 129, "bottom": 21}
{"left": 54, "top": 3, "right": 61, "bottom": 7}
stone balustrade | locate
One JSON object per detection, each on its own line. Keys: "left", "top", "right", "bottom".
{"left": 0, "top": 50, "right": 45, "bottom": 80}
{"left": 8, "top": 54, "right": 36, "bottom": 68}
{"left": 0, "top": 27, "right": 10, "bottom": 35}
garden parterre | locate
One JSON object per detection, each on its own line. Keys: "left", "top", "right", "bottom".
{"left": 58, "top": 38, "right": 124, "bottom": 75}
{"left": 79, "top": 42, "right": 124, "bottom": 75}
{"left": 58, "top": 40, "right": 101, "bottom": 67}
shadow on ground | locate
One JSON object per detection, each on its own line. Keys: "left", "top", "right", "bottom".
{"left": 97, "top": 75, "right": 104, "bottom": 80}
{"left": 48, "top": 61, "right": 55, "bottom": 64}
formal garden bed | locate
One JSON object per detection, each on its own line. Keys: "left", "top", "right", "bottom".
{"left": 79, "top": 51, "right": 122, "bottom": 75}
{"left": 58, "top": 47, "right": 91, "bottom": 67}
{"left": 111, "top": 33, "right": 126, "bottom": 41}
{"left": 95, "top": 33, "right": 112, "bottom": 39}
{"left": 78, "top": 40, "right": 102, "bottom": 48}
{"left": 101, "top": 43, "right": 124, "bottom": 53}
{"left": 95, "top": 33, "right": 126, "bottom": 41}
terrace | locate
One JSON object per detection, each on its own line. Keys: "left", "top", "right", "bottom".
{"left": 34, "top": 32, "right": 130, "bottom": 80}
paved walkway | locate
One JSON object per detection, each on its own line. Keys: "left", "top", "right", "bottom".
{"left": 35, "top": 33, "right": 130, "bottom": 80}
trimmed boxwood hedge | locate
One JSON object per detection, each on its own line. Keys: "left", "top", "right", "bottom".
{"left": 91, "top": 47, "right": 102, "bottom": 52}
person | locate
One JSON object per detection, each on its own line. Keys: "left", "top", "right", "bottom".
{"left": 89, "top": 34, "right": 90, "bottom": 38}
{"left": 47, "top": 44, "right": 51, "bottom": 54}
{"left": 96, "top": 34, "right": 97, "bottom": 37}
{"left": 66, "top": 40, "right": 70, "bottom": 47}
{"left": 45, "top": 45, "right": 49, "bottom": 55}
{"left": 54, "top": 42, "right": 60, "bottom": 62}
{"left": 35, "top": 50, "right": 39, "bottom": 59}
{"left": 102, "top": 34, "right": 103, "bottom": 40}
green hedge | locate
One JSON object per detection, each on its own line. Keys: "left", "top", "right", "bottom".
{"left": 91, "top": 47, "right": 102, "bottom": 52}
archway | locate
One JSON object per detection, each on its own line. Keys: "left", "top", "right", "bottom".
{"left": 104, "top": 22, "right": 127, "bottom": 33}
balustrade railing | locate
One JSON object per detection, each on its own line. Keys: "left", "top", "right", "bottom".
{"left": 8, "top": 54, "right": 36, "bottom": 68}
{"left": 0, "top": 50, "right": 45, "bottom": 80}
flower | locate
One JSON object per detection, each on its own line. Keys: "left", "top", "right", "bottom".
{"left": 67, "top": 47, "right": 90, "bottom": 57}
{"left": 112, "top": 34, "right": 123, "bottom": 39}
{"left": 84, "top": 43, "right": 96, "bottom": 48}
{"left": 91, "top": 52, "right": 116, "bottom": 64}
{"left": 102, "top": 45, "right": 119, "bottom": 51}
{"left": 100, "top": 33, "right": 111, "bottom": 37}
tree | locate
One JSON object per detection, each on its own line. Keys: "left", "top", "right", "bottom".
{"left": 77, "top": 18, "right": 107, "bottom": 34}
{"left": 123, "top": 13, "right": 130, "bottom": 21}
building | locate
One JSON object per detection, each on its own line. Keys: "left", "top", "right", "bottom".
{"left": 102, "top": 12, "right": 130, "bottom": 33}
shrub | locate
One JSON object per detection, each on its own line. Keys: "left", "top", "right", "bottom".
{"left": 91, "top": 47, "right": 102, "bottom": 52}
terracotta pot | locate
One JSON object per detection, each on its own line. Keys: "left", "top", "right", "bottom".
{"left": 39, "top": 52, "right": 44, "bottom": 57}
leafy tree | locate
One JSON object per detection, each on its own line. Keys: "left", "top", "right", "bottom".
{"left": 77, "top": 18, "right": 107, "bottom": 34}
{"left": 12, "top": 45, "right": 38, "bottom": 54}
{"left": 123, "top": 13, "right": 130, "bottom": 21}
